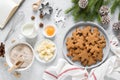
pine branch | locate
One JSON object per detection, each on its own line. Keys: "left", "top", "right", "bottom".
{"left": 111, "top": 0, "right": 119, "bottom": 14}
{"left": 72, "top": 0, "right": 79, "bottom": 4}
{"left": 97, "top": 14, "right": 101, "bottom": 23}
{"left": 65, "top": 0, "right": 120, "bottom": 22}
{"left": 118, "top": 12, "right": 120, "bottom": 20}
{"left": 103, "top": 0, "right": 111, "bottom": 5}
{"left": 95, "top": 0, "right": 104, "bottom": 12}
{"left": 65, "top": 6, "right": 75, "bottom": 14}
{"left": 72, "top": 5, "right": 81, "bottom": 21}
{"left": 86, "top": 0, "right": 96, "bottom": 12}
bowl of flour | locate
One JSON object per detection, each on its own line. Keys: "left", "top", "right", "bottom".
{"left": 6, "top": 42, "right": 35, "bottom": 71}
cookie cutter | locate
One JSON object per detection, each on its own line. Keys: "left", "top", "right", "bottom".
{"left": 39, "top": 1, "right": 53, "bottom": 16}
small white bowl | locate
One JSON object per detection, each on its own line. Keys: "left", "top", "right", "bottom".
{"left": 6, "top": 42, "right": 35, "bottom": 72}
{"left": 34, "top": 39, "right": 57, "bottom": 64}
{"left": 43, "top": 24, "right": 57, "bottom": 39}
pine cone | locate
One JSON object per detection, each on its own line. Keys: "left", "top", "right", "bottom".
{"left": 113, "top": 21, "right": 120, "bottom": 30}
{"left": 78, "top": 0, "right": 88, "bottom": 9}
{"left": 99, "top": 6, "right": 109, "bottom": 16}
{"left": 101, "top": 15, "right": 110, "bottom": 24}
{"left": 0, "top": 42, "right": 5, "bottom": 57}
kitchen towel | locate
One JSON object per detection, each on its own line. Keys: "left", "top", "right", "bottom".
{"left": 43, "top": 59, "right": 88, "bottom": 80}
{"left": 110, "top": 35, "right": 120, "bottom": 58}
{"left": 43, "top": 56, "right": 120, "bottom": 80}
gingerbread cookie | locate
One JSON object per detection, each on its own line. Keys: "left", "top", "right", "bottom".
{"left": 66, "top": 37, "right": 75, "bottom": 50}
{"left": 86, "top": 33, "right": 99, "bottom": 45}
{"left": 93, "top": 27, "right": 100, "bottom": 36}
{"left": 81, "top": 26, "right": 91, "bottom": 37}
{"left": 78, "top": 50, "right": 89, "bottom": 66}
{"left": 66, "top": 26, "right": 106, "bottom": 66}
{"left": 87, "top": 57, "right": 96, "bottom": 66}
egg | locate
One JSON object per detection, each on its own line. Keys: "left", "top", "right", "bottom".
{"left": 45, "top": 26, "right": 55, "bottom": 36}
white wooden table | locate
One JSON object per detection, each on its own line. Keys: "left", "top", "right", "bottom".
{"left": 0, "top": 0, "right": 119, "bottom": 80}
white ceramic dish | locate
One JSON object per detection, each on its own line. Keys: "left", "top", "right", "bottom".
{"left": 6, "top": 42, "right": 35, "bottom": 72}
{"left": 21, "top": 22, "right": 38, "bottom": 39}
{"left": 43, "top": 24, "right": 57, "bottom": 39}
{"left": 34, "top": 39, "right": 57, "bottom": 63}
{"left": 62, "top": 22, "right": 110, "bottom": 69}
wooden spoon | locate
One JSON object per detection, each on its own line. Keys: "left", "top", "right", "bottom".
{"left": 8, "top": 55, "right": 24, "bottom": 72}
{"left": 8, "top": 60, "right": 24, "bottom": 72}
{"left": 32, "top": 0, "right": 41, "bottom": 11}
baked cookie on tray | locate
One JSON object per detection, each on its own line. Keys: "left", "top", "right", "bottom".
{"left": 66, "top": 26, "right": 106, "bottom": 66}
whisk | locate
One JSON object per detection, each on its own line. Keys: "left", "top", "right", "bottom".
{"left": 4, "top": 11, "right": 25, "bottom": 42}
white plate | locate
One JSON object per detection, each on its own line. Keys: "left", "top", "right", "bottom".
{"left": 62, "top": 22, "right": 110, "bottom": 69}
{"left": 34, "top": 39, "right": 57, "bottom": 63}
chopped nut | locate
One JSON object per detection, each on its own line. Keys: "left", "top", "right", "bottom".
{"left": 31, "top": 16, "right": 35, "bottom": 20}
{"left": 40, "top": 13, "right": 44, "bottom": 19}
{"left": 32, "top": 4, "right": 39, "bottom": 11}
{"left": 32, "top": 0, "right": 41, "bottom": 11}
{"left": 14, "top": 72, "right": 21, "bottom": 78}
{"left": 4, "top": 62, "right": 8, "bottom": 67}
{"left": 11, "top": 39, "right": 16, "bottom": 43}
{"left": 39, "top": 23, "right": 44, "bottom": 28}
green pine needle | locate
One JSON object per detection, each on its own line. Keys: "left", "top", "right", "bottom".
{"left": 65, "top": 6, "right": 75, "bottom": 14}
{"left": 103, "top": 0, "right": 111, "bottom": 5}
{"left": 65, "top": 0, "right": 120, "bottom": 22}
{"left": 72, "top": 0, "right": 79, "bottom": 4}
{"left": 118, "top": 12, "right": 120, "bottom": 20}
{"left": 111, "top": 0, "right": 118, "bottom": 14}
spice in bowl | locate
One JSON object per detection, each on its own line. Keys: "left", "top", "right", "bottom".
{"left": 44, "top": 25, "right": 56, "bottom": 38}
